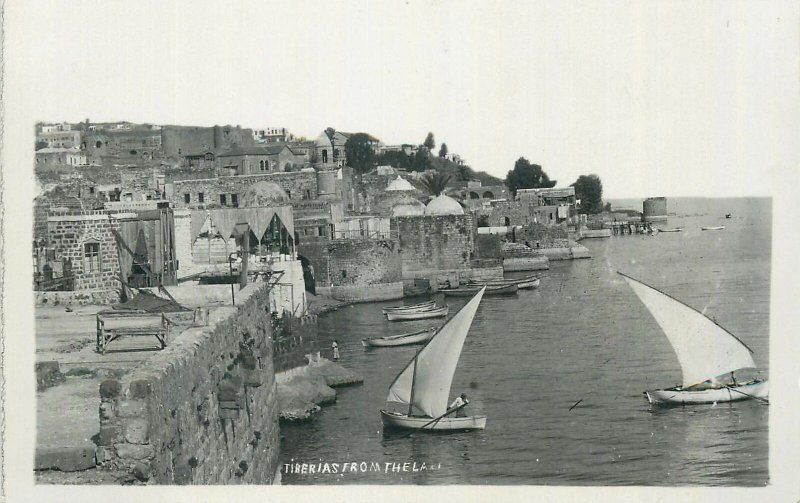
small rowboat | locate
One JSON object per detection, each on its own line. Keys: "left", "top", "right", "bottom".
{"left": 469, "top": 274, "right": 540, "bottom": 290}
{"left": 382, "top": 300, "right": 435, "bottom": 315}
{"left": 381, "top": 410, "right": 487, "bottom": 431}
{"left": 440, "top": 283, "right": 518, "bottom": 297}
{"left": 701, "top": 226, "right": 725, "bottom": 231}
{"left": 658, "top": 227, "right": 684, "bottom": 233}
{"left": 362, "top": 327, "right": 437, "bottom": 347}
{"left": 386, "top": 306, "right": 449, "bottom": 321}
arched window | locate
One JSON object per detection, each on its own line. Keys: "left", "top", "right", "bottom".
{"left": 321, "top": 149, "right": 328, "bottom": 163}
{"left": 504, "top": 216, "right": 510, "bottom": 226}
{"left": 95, "top": 141, "right": 102, "bottom": 148}
{"left": 469, "top": 192, "right": 480, "bottom": 199}
{"left": 482, "top": 191, "right": 494, "bottom": 199}
{"left": 260, "top": 160, "right": 265, "bottom": 170}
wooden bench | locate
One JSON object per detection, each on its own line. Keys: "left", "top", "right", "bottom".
{"left": 96, "top": 311, "right": 172, "bottom": 355}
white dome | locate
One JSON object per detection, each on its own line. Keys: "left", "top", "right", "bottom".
{"left": 391, "top": 198, "right": 425, "bottom": 217}
{"left": 386, "top": 176, "right": 415, "bottom": 192}
{"left": 425, "top": 194, "right": 464, "bottom": 216}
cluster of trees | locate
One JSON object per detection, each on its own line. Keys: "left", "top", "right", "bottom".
{"left": 505, "top": 157, "right": 557, "bottom": 196}
{"left": 505, "top": 157, "right": 604, "bottom": 214}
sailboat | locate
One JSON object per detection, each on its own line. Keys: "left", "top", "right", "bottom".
{"left": 380, "top": 287, "right": 488, "bottom": 430}
{"left": 619, "top": 272, "right": 768, "bottom": 405}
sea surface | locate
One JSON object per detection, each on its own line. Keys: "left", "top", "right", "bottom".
{"left": 280, "top": 197, "right": 771, "bottom": 486}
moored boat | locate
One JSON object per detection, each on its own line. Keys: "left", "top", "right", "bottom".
{"left": 658, "top": 227, "right": 684, "bottom": 233}
{"left": 386, "top": 306, "right": 449, "bottom": 321}
{"left": 619, "top": 272, "right": 768, "bottom": 406}
{"left": 381, "top": 287, "right": 487, "bottom": 431}
{"left": 382, "top": 300, "right": 435, "bottom": 315}
{"left": 701, "top": 225, "right": 725, "bottom": 231}
{"left": 468, "top": 274, "right": 541, "bottom": 290}
{"left": 440, "top": 283, "right": 517, "bottom": 297}
{"left": 362, "top": 327, "right": 438, "bottom": 347}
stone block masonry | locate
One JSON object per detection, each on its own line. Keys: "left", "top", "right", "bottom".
{"left": 169, "top": 171, "right": 317, "bottom": 209}
{"left": 297, "top": 238, "right": 403, "bottom": 302}
{"left": 96, "top": 282, "right": 280, "bottom": 484}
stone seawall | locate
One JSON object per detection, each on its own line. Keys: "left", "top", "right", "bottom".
{"left": 95, "top": 282, "right": 280, "bottom": 484}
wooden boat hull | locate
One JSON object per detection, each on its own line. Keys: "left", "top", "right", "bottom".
{"left": 469, "top": 275, "right": 540, "bottom": 290}
{"left": 386, "top": 306, "right": 449, "bottom": 321}
{"left": 645, "top": 380, "right": 768, "bottom": 405}
{"left": 658, "top": 228, "right": 683, "bottom": 233}
{"left": 382, "top": 301, "right": 435, "bottom": 315}
{"left": 441, "top": 284, "right": 518, "bottom": 297}
{"left": 362, "top": 328, "right": 437, "bottom": 347}
{"left": 701, "top": 226, "right": 725, "bottom": 231}
{"left": 380, "top": 410, "right": 487, "bottom": 431}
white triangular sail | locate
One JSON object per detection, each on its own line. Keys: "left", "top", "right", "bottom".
{"left": 386, "top": 287, "right": 486, "bottom": 417}
{"left": 620, "top": 273, "right": 756, "bottom": 387}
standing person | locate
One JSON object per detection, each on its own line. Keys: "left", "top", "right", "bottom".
{"left": 332, "top": 340, "right": 339, "bottom": 361}
{"left": 449, "top": 393, "right": 469, "bottom": 417}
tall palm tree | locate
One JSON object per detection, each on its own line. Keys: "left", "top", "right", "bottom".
{"left": 419, "top": 171, "right": 452, "bottom": 197}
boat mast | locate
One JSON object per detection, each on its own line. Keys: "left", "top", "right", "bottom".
{"left": 408, "top": 354, "right": 418, "bottom": 417}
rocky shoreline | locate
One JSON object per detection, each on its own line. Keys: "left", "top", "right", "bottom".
{"left": 277, "top": 357, "right": 363, "bottom": 421}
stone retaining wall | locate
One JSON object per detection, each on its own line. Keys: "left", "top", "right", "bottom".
{"left": 330, "top": 281, "right": 404, "bottom": 302}
{"left": 95, "top": 282, "right": 280, "bottom": 484}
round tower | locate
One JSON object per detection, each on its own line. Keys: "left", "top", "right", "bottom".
{"left": 316, "top": 169, "right": 337, "bottom": 198}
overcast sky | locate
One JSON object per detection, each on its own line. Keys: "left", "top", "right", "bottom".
{"left": 5, "top": 1, "right": 799, "bottom": 198}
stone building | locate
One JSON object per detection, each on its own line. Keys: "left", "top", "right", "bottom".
{"left": 391, "top": 194, "right": 502, "bottom": 288}
{"left": 171, "top": 180, "right": 306, "bottom": 316}
{"left": 160, "top": 124, "right": 255, "bottom": 158}
{"left": 313, "top": 130, "right": 380, "bottom": 167}
{"left": 35, "top": 147, "right": 88, "bottom": 171}
{"left": 167, "top": 171, "right": 319, "bottom": 209}
{"left": 297, "top": 238, "right": 403, "bottom": 302}
{"left": 216, "top": 145, "right": 307, "bottom": 176}
{"left": 36, "top": 208, "right": 178, "bottom": 303}
{"left": 37, "top": 129, "right": 82, "bottom": 149}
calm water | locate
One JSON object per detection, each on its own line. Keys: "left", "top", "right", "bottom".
{"left": 280, "top": 198, "right": 770, "bottom": 485}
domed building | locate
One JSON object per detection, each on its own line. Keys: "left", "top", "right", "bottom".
{"left": 239, "top": 181, "right": 289, "bottom": 207}
{"left": 386, "top": 176, "right": 416, "bottom": 192}
{"left": 390, "top": 195, "right": 426, "bottom": 217}
{"left": 425, "top": 194, "right": 464, "bottom": 216}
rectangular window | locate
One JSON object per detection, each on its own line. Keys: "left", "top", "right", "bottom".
{"left": 198, "top": 192, "right": 204, "bottom": 203}
{"left": 220, "top": 194, "right": 227, "bottom": 205}
{"left": 318, "top": 226, "right": 325, "bottom": 237}
{"left": 231, "top": 194, "right": 238, "bottom": 207}
{"left": 184, "top": 193, "right": 191, "bottom": 203}
{"left": 84, "top": 242, "right": 100, "bottom": 273}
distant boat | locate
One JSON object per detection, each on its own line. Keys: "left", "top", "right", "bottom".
{"left": 440, "top": 283, "right": 518, "bottom": 297}
{"left": 701, "top": 226, "right": 725, "bottom": 231}
{"left": 619, "top": 272, "right": 768, "bottom": 406}
{"left": 381, "top": 288, "right": 487, "bottom": 431}
{"left": 362, "top": 327, "right": 437, "bottom": 347}
{"left": 725, "top": 213, "right": 732, "bottom": 219}
{"left": 382, "top": 300, "right": 435, "bottom": 315}
{"left": 468, "top": 274, "right": 541, "bottom": 290}
{"left": 386, "top": 306, "right": 449, "bottom": 321}
{"left": 658, "top": 227, "right": 684, "bottom": 233}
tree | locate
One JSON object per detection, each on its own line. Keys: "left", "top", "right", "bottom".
{"left": 603, "top": 202, "right": 612, "bottom": 212}
{"left": 35, "top": 140, "right": 48, "bottom": 151}
{"left": 438, "top": 143, "right": 448, "bottom": 158}
{"left": 505, "top": 157, "right": 557, "bottom": 196}
{"left": 410, "top": 147, "right": 431, "bottom": 172}
{"left": 571, "top": 174, "right": 604, "bottom": 214}
{"left": 423, "top": 132, "right": 436, "bottom": 150}
{"left": 419, "top": 171, "right": 452, "bottom": 196}
{"left": 344, "top": 133, "right": 376, "bottom": 174}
